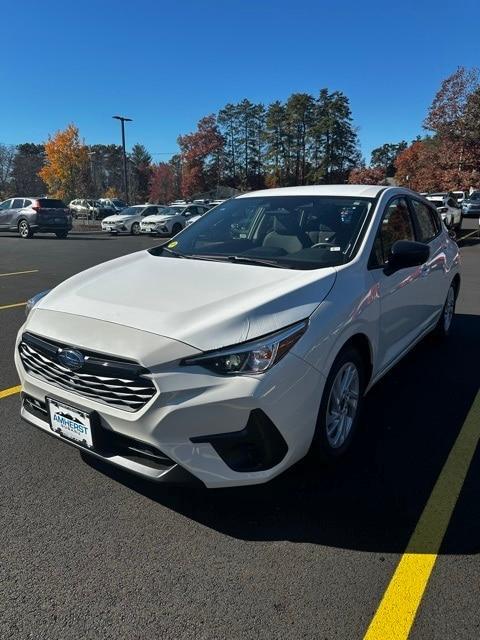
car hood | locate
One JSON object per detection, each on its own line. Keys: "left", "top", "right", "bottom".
{"left": 33, "top": 251, "right": 337, "bottom": 352}
{"left": 142, "top": 214, "right": 176, "bottom": 223}
{"left": 102, "top": 214, "right": 133, "bottom": 223}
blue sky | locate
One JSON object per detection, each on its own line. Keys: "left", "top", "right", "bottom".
{"left": 1, "top": 0, "right": 478, "bottom": 163}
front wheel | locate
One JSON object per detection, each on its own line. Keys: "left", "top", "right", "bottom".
{"left": 18, "top": 220, "right": 33, "bottom": 239}
{"left": 313, "top": 347, "right": 366, "bottom": 460}
{"left": 55, "top": 231, "right": 68, "bottom": 239}
{"left": 433, "top": 283, "right": 456, "bottom": 339}
{"left": 131, "top": 222, "right": 140, "bottom": 235}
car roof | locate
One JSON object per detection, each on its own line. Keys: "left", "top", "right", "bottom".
{"left": 237, "top": 184, "right": 389, "bottom": 199}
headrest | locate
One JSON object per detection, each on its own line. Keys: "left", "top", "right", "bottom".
{"left": 272, "top": 213, "right": 301, "bottom": 235}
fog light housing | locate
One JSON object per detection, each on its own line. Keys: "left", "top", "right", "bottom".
{"left": 191, "top": 409, "right": 288, "bottom": 472}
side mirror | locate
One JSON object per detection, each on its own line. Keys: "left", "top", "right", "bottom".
{"left": 384, "top": 240, "right": 430, "bottom": 275}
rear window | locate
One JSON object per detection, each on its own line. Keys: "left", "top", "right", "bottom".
{"left": 37, "top": 199, "right": 67, "bottom": 208}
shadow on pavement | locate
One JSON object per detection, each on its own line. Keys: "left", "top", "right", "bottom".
{"left": 83, "top": 313, "right": 480, "bottom": 555}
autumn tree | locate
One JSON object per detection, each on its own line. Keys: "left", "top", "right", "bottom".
{"left": 178, "top": 115, "right": 224, "bottom": 198}
{"left": 149, "top": 163, "right": 176, "bottom": 204}
{"left": 348, "top": 166, "right": 385, "bottom": 185}
{"left": 39, "top": 124, "right": 89, "bottom": 201}
{"left": 394, "top": 140, "right": 442, "bottom": 191}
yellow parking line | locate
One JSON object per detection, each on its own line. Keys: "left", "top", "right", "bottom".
{"left": 0, "top": 302, "right": 26, "bottom": 311}
{"left": 0, "top": 269, "right": 38, "bottom": 277}
{"left": 0, "top": 385, "right": 21, "bottom": 399}
{"left": 364, "top": 390, "right": 480, "bottom": 640}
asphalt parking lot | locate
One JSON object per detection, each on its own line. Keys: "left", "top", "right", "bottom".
{"left": 1, "top": 222, "right": 479, "bottom": 640}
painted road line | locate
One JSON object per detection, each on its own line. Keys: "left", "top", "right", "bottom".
{"left": 0, "top": 269, "right": 38, "bottom": 277}
{"left": 364, "top": 389, "right": 480, "bottom": 640}
{"left": 0, "top": 385, "right": 21, "bottom": 399}
{"left": 0, "top": 302, "right": 26, "bottom": 311}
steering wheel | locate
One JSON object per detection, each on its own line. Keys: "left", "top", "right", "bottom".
{"left": 310, "top": 242, "right": 334, "bottom": 249}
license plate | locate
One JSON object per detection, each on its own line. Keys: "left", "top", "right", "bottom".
{"left": 47, "top": 398, "right": 94, "bottom": 448}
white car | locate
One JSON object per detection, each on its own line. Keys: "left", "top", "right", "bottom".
{"left": 140, "top": 203, "right": 210, "bottom": 236}
{"left": 15, "top": 185, "right": 460, "bottom": 488}
{"left": 426, "top": 194, "right": 462, "bottom": 230}
{"left": 101, "top": 204, "right": 166, "bottom": 235}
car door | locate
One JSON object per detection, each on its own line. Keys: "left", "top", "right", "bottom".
{"left": 369, "top": 197, "right": 432, "bottom": 372}
{"left": 408, "top": 197, "right": 447, "bottom": 324}
{"left": 7, "top": 198, "right": 25, "bottom": 228}
{"left": 0, "top": 199, "right": 13, "bottom": 229}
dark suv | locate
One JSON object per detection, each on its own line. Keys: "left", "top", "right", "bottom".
{"left": 0, "top": 197, "right": 72, "bottom": 238}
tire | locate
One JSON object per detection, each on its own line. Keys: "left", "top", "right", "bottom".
{"left": 172, "top": 223, "right": 182, "bottom": 236}
{"left": 432, "top": 282, "right": 456, "bottom": 339}
{"left": 18, "top": 220, "right": 33, "bottom": 239}
{"left": 55, "top": 231, "right": 68, "bottom": 239}
{"left": 131, "top": 222, "right": 140, "bottom": 235}
{"left": 313, "top": 346, "right": 366, "bottom": 461}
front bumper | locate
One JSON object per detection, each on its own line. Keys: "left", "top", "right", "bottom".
{"left": 14, "top": 325, "right": 324, "bottom": 488}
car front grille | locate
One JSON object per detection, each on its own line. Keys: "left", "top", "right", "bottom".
{"left": 19, "top": 333, "right": 157, "bottom": 412}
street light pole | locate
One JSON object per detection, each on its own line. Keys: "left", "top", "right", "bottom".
{"left": 113, "top": 115, "right": 132, "bottom": 203}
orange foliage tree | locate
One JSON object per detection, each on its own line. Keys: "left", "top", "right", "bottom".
{"left": 39, "top": 124, "right": 89, "bottom": 202}
{"left": 348, "top": 166, "right": 385, "bottom": 185}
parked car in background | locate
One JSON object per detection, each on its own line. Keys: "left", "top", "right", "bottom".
{"left": 141, "top": 203, "right": 210, "bottom": 236}
{"left": 0, "top": 197, "right": 72, "bottom": 238}
{"left": 16, "top": 186, "right": 460, "bottom": 487}
{"left": 97, "top": 198, "right": 127, "bottom": 213}
{"left": 69, "top": 199, "right": 109, "bottom": 220}
{"left": 101, "top": 204, "right": 166, "bottom": 235}
{"left": 426, "top": 194, "right": 462, "bottom": 230}
{"left": 461, "top": 191, "right": 480, "bottom": 217}
{"left": 452, "top": 190, "right": 467, "bottom": 205}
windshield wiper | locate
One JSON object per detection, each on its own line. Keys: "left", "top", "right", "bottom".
{"left": 159, "top": 245, "right": 186, "bottom": 258}
{"left": 187, "top": 254, "right": 289, "bottom": 268}
{"left": 225, "top": 255, "right": 289, "bottom": 268}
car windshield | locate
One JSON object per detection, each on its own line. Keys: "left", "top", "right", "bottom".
{"left": 120, "top": 207, "right": 142, "bottom": 216}
{"left": 150, "top": 195, "right": 373, "bottom": 270}
{"left": 469, "top": 192, "right": 480, "bottom": 200}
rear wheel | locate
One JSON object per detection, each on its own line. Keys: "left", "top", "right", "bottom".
{"left": 131, "top": 222, "right": 140, "bottom": 235}
{"left": 18, "top": 220, "right": 33, "bottom": 239}
{"left": 313, "top": 347, "right": 366, "bottom": 461}
{"left": 172, "top": 223, "right": 182, "bottom": 235}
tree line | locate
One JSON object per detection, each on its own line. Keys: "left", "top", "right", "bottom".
{"left": 2, "top": 69, "right": 479, "bottom": 204}
{"left": 351, "top": 66, "right": 480, "bottom": 192}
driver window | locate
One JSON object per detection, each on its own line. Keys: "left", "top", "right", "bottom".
{"left": 373, "top": 198, "right": 415, "bottom": 267}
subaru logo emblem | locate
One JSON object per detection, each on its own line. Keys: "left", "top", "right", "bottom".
{"left": 57, "top": 348, "right": 85, "bottom": 371}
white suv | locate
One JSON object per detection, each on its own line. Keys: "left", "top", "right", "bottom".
{"left": 15, "top": 186, "right": 460, "bottom": 488}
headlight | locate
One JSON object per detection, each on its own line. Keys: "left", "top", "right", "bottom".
{"left": 182, "top": 321, "right": 308, "bottom": 375}
{"left": 25, "top": 290, "right": 50, "bottom": 317}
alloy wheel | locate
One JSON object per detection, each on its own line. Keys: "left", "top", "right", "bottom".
{"left": 326, "top": 362, "right": 360, "bottom": 449}
{"left": 444, "top": 286, "right": 455, "bottom": 333}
